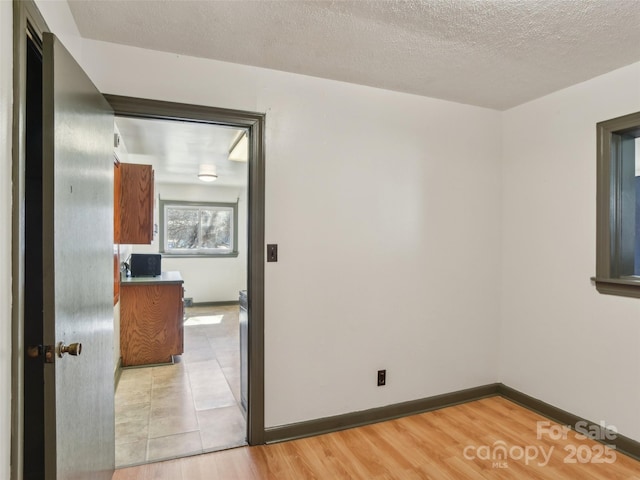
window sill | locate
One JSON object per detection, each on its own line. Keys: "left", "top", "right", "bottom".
{"left": 592, "top": 276, "right": 640, "bottom": 298}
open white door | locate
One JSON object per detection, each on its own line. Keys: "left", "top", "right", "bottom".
{"left": 41, "top": 32, "right": 115, "bottom": 479}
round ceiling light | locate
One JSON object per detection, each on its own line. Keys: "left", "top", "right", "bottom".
{"left": 198, "top": 164, "right": 218, "bottom": 182}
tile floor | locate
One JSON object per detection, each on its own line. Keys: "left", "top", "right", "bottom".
{"left": 115, "top": 304, "right": 246, "bottom": 467}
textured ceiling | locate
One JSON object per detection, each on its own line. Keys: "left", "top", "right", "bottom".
{"left": 68, "top": 0, "right": 640, "bottom": 110}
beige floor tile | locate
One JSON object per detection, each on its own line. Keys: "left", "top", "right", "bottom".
{"left": 190, "top": 374, "right": 228, "bottom": 391}
{"left": 148, "top": 411, "right": 199, "bottom": 439}
{"left": 220, "top": 363, "right": 239, "bottom": 379}
{"left": 189, "top": 372, "right": 227, "bottom": 392}
{"left": 115, "top": 416, "right": 149, "bottom": 445}
{"left": 147, "top": 431, "right": 203, "bottom": 463}
{"left": 115, "top": 439, "right": 148, "bottom": 467}
{"left": 151, "top": 384, "right": 194, "bottom": 405}
{"left": 152, "top": 364, "right": 187, "bottom": 377}
{"left": 151, "top": 362, "right": 187, "bottom": 378}
{"left": 208, "top": 338, "right": 238, "bottom": 351}
{"left": 188, "top": 363, "right": 225, "bottom": 382}
{"left": 115, "top": 387, "right": 151, "bottom": 407}
{"left": 181, "top": 347, "right": 216, "bottom": 364}
{"left": 150, "top": 401, "right": 197, "bottom": 420}
{"left": 119, "top": 366, "right": 153, "bottom": 382}
{"left": 117, "top": 373, "right": 152, "bottom": 390}
{"left": 223, "top": 373, "right": 241, "bottom": 403}
{"left": 150, "top": 399, "right": 194, "bottom": 419}
{"left": 193, "top": 387, "right": 237, "bottom": 411}
{"left": 183, "top": 332, "right": 212, "bottom": 351}
{"left": 151, "top": 371, "right": 190, "bottom": 389}
{"left": 185, "top": 358, "right": 221, "bottom": 373}
{"left": 115, "top": 402, "right": 150, "bottom": 425}
{"left": 215, "top": 349, "right": 240, "bottom": 368}
{"left": 198, "top": 405, "right": 247, "bottom": 451}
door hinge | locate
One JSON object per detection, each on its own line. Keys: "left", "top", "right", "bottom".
{"left": 27, "top": 345, "right": 55, "bottom": 363}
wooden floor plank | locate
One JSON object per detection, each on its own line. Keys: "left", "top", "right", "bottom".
{"left": 113, "top": 397, "right": 640, "bottom": 479}
{"left": 214, "top": 446, "right": 264, "bottom": 480}
{"left": 179, "top": 451, "right": 219, "bottom": 480}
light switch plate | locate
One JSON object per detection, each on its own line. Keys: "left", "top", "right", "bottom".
{"left": 267, "top": 244, "right": 278, "bottom": 262}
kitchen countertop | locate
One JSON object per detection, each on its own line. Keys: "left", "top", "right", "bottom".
{"left": 120, "top": 270, "right": 183, "bottom": 286}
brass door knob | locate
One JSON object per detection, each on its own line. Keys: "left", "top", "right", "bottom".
{"left": 58, "top": 342, "right": 82, "bottom": 358}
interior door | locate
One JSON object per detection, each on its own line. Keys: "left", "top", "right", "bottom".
{"left": 41, "top": 32, "right": 115, "bottom": 479}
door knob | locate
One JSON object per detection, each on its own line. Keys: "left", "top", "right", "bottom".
{"left": 58, "top": 342, "right": 82, "bottom": 358}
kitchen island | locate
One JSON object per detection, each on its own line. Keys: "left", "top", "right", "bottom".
{"left": 120, "top": 271, "right": 184, "bottom": 367}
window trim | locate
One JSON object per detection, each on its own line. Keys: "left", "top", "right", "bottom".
{"left": 159, "top": 199, "right": 239, "bottom": 257}
{"left": 594, "top": 111, "right": 640, "bottom": 298}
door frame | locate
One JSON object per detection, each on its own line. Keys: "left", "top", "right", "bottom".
{"left": 105, "top": 94, "right": 266, "bottom": 446}
{"left": 12, "top": 1, "right": 49, "bottom": 479}
{"left": 11, "top": 1, "right": 266, "bottom": 477}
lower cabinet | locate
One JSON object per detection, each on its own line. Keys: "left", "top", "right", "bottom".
{"left": 120, "top": 277, "right": 184, "bottom": 367}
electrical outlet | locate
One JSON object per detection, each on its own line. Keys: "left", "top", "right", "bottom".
{"left": 377, "top": 369, "right": 386, "bottom": 386}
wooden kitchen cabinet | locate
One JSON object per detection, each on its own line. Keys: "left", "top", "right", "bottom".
{"left": 120, "top": 272, "right": 184, "bottom": 367}
{"left": 119, "top": 162, "right": 154, "bottom": 244}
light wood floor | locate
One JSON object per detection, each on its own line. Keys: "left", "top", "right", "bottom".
{"left": 112, "top": 396, "right": 640, "bottom": 479}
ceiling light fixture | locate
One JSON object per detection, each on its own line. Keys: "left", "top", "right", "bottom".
{"left": 229, "top": 132, "right": 248, "bottom": 162}
{"left": 198, "top": 164, "right": 218, "bottom": 182}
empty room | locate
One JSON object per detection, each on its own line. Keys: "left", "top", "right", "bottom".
{"left": 3, "top": 1, "right": 640, "bottom": 479}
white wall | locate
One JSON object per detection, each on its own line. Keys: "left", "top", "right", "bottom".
{"left": 34, "top": 0, "right": 83, "bottom": 62}
{"left": 0, "top": 1, "right": 12, "bottom": 476}
{"left": 131, "top": 183, "right": 248, "bottom": 303}
{"left": 74, "top": 39, "right": 503, "bottom": 428}
{"left": 501, "top": 62, "right": 640, "bottom": 441}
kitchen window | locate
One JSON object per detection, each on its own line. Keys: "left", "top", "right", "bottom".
{"left": 160, "top": 200, "right": 239, "bottom": 257}
{"left": 594, "top": 111, "right": 640, "bottom": 297}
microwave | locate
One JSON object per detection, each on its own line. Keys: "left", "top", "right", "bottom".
{"left": 129, "top": 254, "right": 161, "bottom": 277}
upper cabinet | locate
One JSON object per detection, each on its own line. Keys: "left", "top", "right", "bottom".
{"left": 118, "top": 163, "right": 155, "bottom": 244}
{"left": 114, "top": 160, "right": 121, "bottom": 243}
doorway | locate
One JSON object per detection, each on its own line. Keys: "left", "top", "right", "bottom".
{"left": 104, "top": 96, "right": 267, "bottom": 465}
{"left": 112, "top": 115, "right": 251, "bottom": 466}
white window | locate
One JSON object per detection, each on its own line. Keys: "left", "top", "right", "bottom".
{"left": 160, "top": 200, "right": 238, "bottom": 257}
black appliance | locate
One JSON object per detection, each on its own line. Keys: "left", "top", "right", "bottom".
{"left": 239, "top": 290, "right": 248, "bottom": 413}
{"left": 129, "top": 254, "right": 161, "bottom": 277}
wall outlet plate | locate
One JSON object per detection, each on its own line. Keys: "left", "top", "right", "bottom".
{"left": 377, "top": 369, "right": 386, "bottom": 386}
